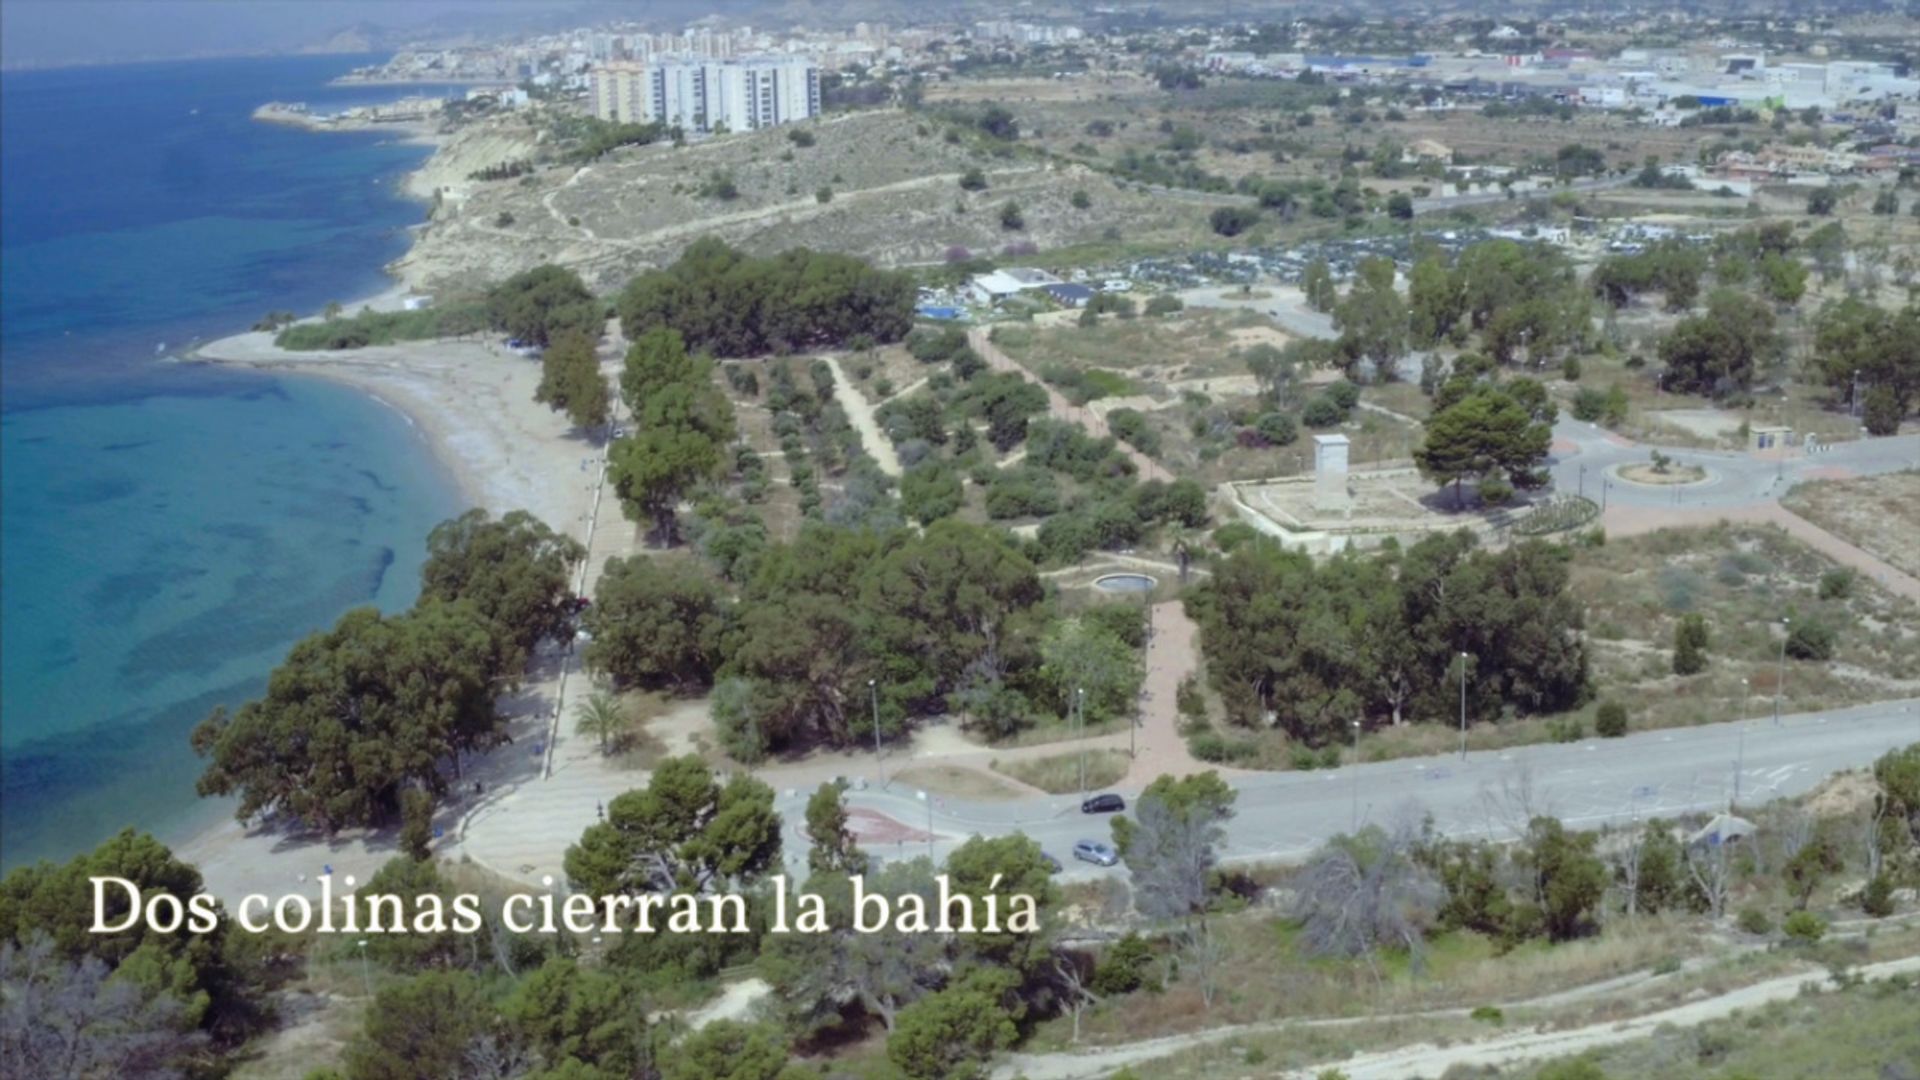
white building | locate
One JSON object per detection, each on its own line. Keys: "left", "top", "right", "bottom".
{"left": 590, "top": 55, "right": 819, "bottom": 132}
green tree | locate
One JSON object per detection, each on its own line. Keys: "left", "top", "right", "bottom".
{"left": 1672, "top": 613, "right": 1710, "bottom": 675}
{"left": 998, "top": 201, "right": 1025, "bottom": 230}
{"left": 582, "top": 557, "right": 729, "bottom": 690}
{"left": 1806, "top": 187, "right": 1837, "bottom": 215}
{"left": 899, "top": 463, "right": 964, "bottom": 524}
{"left": 1523, "top": 817, "right": 1607, "bottom": 942}
{"left": 398, "top": 788, "right": 435, "bottom": 861}
{"left": 1407, "top": 255, "right": 1463, "bottom": 346}
{"left": 1333, "top": 276, "right": 1409, "bottom": 376}
{"left": 487, "top": 264, "right": 601, "bottom": 347}
{"left": 420, "top": 509, "right": 586, "bottom": 680}
{"left": 1038, "top": 615, "right": 1145, "bottom": 729}
{"left": 886, "top": 969, "right": 1020, "bottom": 1080}
{"left": 1658, "top": 291, "right": 1783, "bottom": 397}
{"left": 804, "top": 783, "right": 869, "bottom": 875}
{"left": 563, "top": 755, "right": 780, "bottom": 897}
{"left": 665, "top": 1020, "right": 799, "bottom": 1080}
{"left": 504, "top": 958, "right": 657, "bottom": 1077}
{"left": 343, "top": 971, "right": 490, "bottom": 1080}
{"left": 535, "top": 330, "right": 611, "bottom": 431}
{"left": 1414, "top": 386, "right": 1553, "bottom": 507}
{"left": 192, "top": 603, "right": 502, "bottom": 832}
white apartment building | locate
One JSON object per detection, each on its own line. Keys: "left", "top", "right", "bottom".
{"left": 590, "top": 56, "right": 819, "bottom": 132}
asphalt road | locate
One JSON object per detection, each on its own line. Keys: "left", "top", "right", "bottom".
{"left": 1549, "top": 418, "right": 1920, "bottom": 511}
{"left": 778, "top": 697, "right": 1920, "bottom": 881}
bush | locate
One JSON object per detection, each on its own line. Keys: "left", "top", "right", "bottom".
{"left": 1301, "top": 396, "right": 1344, "bottom": 428}
{"left": 1212, "top": 521, "right": 1258, "bottom": 551}
{"left": 1143, "top": 294, "right": 1184, "bottom": 317}
{"left": 1325, "top": 381, "right": 1361, "bottom": 411}
{"left": 1782, "top": 910, "right": 1825, "bottom": 943}
{"left": 1785, "top": 618, "right": 1836, "bottom": 660}
{"left": 1256, "top": 412, "right": 1299, "bottom": 446}
{"left": 1091, "top": 933, "right": 1154, "bottom": 994}
{"left": 1209, "top": 205, "right": 1260, "bottom": 236}
{"left": 1818, "top": 568, "right": 1857, "bottom": 600}
{"left": 1547, "top": 715, "right": 1585, "bottom": 743}
{"left": 1561, "top": 355, "right": 1583, "bottom": 381}
{"left": 1571, "top": 386, "right": 1608, "bottom": 421}
{"left": 1672, "top": 613, "right": 1710, "bottom": 675}
{"left": 959, "top": 167, "right": 988, "bottom": 191}
{"left": 1861, "top": 874, "right": 1896, "bottom": 917}
{"left": 1736, "top": 906, "right": 1773, "bottom": 935}
{"left": 1470, "top": 1005, "right": 1505, "bottom": 1024}
{"left": 1594, "top": 700, "right": 1628, "bottom": 738}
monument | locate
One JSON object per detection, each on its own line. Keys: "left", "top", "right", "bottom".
{"left": 1313, "top": 433, "right": 1352, "bottom": 514}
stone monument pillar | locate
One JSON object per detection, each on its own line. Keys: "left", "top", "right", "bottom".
{"left": 1313, "top": 433, "right": 1352, "bottom": 514}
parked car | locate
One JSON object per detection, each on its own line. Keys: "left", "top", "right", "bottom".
{"left": 1040, "top": 852, "right": 1062, "bottom": 873}
{"left": 1073, "top": 840, "right": 1119, "bottom": 866}
{"left": 1081, "top": 793, "right": 1125, "bottom": 814}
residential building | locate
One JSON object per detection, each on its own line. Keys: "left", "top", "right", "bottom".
{"left": 590, "top": 55, "right": 819, "bottom": 132}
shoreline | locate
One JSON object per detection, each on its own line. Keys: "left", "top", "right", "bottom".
{"left": 171, "top": 108, "right": 617, "bottom": 899}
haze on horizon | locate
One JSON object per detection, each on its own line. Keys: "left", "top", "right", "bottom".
{"left": 0, "top": 0, "right": 753, "bottom": 70}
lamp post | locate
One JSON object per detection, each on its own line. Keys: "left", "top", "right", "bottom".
{"left": 916, "top": 790, "right": 934, "bottom": 861}
{"left": 1076, "top": 687, "right": 1087, "bottom": 797}
{"left": 1457, "top": 652, "right": 1470, "bottom": 760}
{"left": 1349, "top": 720, "right": 1362, "bottom": 829}
{"left": 869, "top": 678, "right": 884, "bottom": 788}
{"left": 355, "top": 939, "right": 371, "bottom": 999}
{"left": 1773, "top": 617, "right": 1789, "bottom": 726}
{"left": 1733, "top": 720, "right": 1746, "bottom": 809}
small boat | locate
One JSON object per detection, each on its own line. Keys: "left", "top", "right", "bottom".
{"left": 155, "top": 341, "right": 166, "bottom": 354}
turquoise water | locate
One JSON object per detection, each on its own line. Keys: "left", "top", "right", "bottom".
{"left": 1, "top": 58, "right": 465, "bottom": 868}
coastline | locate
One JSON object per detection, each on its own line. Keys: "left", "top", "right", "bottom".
{"left": 172, "top": 107, "right": 622, "bottom": 901}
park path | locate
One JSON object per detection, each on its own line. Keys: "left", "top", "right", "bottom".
{"left": 819, "top": 354, "right": 902, "bottom": 478}
{"left": 968, "top": 327, "right": 1168, "bottom": 481}
{"left": 1601, "top": 501, "right": 1920, "bottom": 604}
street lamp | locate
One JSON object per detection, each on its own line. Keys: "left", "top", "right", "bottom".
{"left": 869, "top": 678, "right": 884, "bottom": 788}
{"left": 1076, "top": 687, "right": 1088, "bottom": 797}
{"left": 916, "top": 790, "right": 934, "bottom": 861}
{"left": 1457, "top": 652, "right": 1470, "bottom": 760}
{"left": 1772, "top": 617, "right": 1790, "bottom": 726}
{"left": 355, "top": 939, "right": 371, "bottom": 999}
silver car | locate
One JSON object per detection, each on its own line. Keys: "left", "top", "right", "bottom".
{"left": 1073, "top": 840, "right": 1118, "bottom": 866}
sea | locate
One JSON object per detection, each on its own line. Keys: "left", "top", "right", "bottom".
{"left": 0, "top": 56, "right": 472, "bottom": 870}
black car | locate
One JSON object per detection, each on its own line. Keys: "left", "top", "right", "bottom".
{"left": 1080, "top": 793, "right": 1125, "bottom": 814}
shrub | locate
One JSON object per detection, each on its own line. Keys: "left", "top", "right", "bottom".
{"left": 1547, "top": 715, "right": 1585, "bottom": 743}
{"left": 1561, "top": 355, "right": 1583, "bottom": 381}
{"left": 1736, "top": 906, "right": 1773, "bottom": 935}
{"left": 1070, "top": 189, "right": 1092, "bottom": 210}
{"left": 1091, "top": 933, "right": 1154, "bottom": 994}
{"left": 1301, "top": 396, "right": 1343, "bottom": 428}
{"left": 959, "top": 167, "right": 988, "bottom": 191}
{"left": 1256, "top": 412, "right": 1299, "bottom": 446}
{"left": 1212, "top": 521, "right": 1258, "bottom": 551}
{"left": 1672, "top": 613, "right": 1710, "bottom": 675}
{"left": 1470, "top": 1005, "right": 1505, "bottom": 1025}
{"left": 1594, "top": 701, "right": 1628, "bottom": 738}
{"left": 999, "top": 201, "right": 1025, "bottom": 230}
{"left": 1785, "top": 618, "right": 1836, "bottom": 660}
{"left": 1818, "top": 568, "right": 1857, "bottom": 600}
{"left": 494, "top": 210, "right": 515, "bottom": 227}
{"left": 1325, "top": 381, "right": 1361, "bottom": 411}
{"left": 1209, "top": 205, "right": 1260, "bottom": 236}
{"left": 1782, "top": 910, "right": 1825, "bottom": 943}
{"left": 1861, "top": 874, "right": 1896, "bottom": 917}
{"left": 1571, "top": 386, "right": 1608, "bottom": 421}
{"left": 1143, "top": 294, "right": 1184, "bottom": 317}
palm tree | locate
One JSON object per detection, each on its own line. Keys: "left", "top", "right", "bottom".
{"left": 322, "top": 300, "right": 343, "bottom": 320}
{"left": 574, "top": 691, "right": 627, "bottom": 756}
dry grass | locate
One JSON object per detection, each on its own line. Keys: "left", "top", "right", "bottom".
{"left": 991, "top": 748, "right": 1132, "bottom": 794}
{"left": 892, "top": 763, "right": 1030, "bottom": 801}
{"left": 1782, "top": 470, "right": 1920, "bottom": 581}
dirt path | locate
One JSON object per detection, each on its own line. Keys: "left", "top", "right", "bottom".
{"left": 1283, "top": 954, "right": 1920, "bottom": 1079}
{"left": 819, "top": 354, "right": 902, "bottom": 478}
{"left": 996, "top": 954, "right": 1920, "bottom": 1080}
{"left": 1601, "top": 502, "right": 1920, "bottom": 603}
{"left": 968, "top": 328, "right": 1168, "bottom": 481}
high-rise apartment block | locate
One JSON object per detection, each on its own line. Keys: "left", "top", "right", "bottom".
{"left": 590, "top": 56, "right": 820, "bottom": 132}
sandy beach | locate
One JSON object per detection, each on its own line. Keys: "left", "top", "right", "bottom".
{"left": 173, "top": 114, "right": 639, "bottom": 901}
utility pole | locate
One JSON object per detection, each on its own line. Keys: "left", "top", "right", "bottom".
{"left": 869, "top": 678, "right": 884, "bottom": 788}
{"left": 1773, "top": 617, "right": 1790, "bottom": 726}
{"left": 1457, "top": 652, "right": 1470, "bottom": 760}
